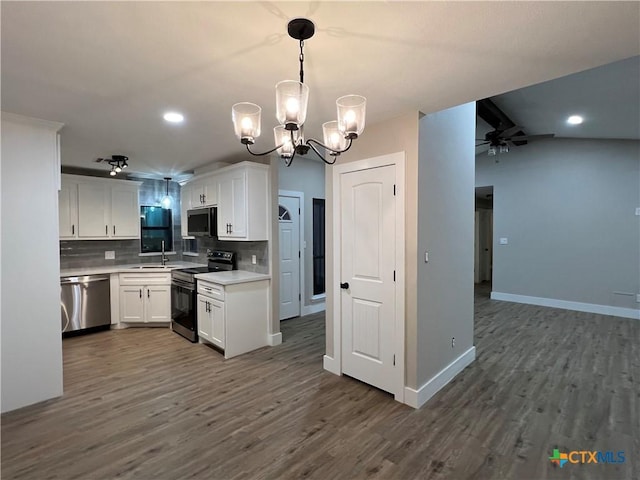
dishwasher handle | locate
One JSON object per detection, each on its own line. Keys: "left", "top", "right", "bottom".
{"left": 61, "top": 275, "right": 110, "bottom": 285}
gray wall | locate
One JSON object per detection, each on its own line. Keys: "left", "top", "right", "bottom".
{"left": 416, "top": 103, "right": 476, "bottom": 386}
{"left": 476, "top": 138, "right": 640, "bottom": 310}
{"left": 278, "top": 156, "right": 325, "bottom": 307}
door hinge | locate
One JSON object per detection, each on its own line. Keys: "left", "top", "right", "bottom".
{"left": 298, "top": 251, "right": 301, "bottom": 258}
{"left": 393, "top": 270, "right": 396, "bottom": 282}
{"left": 299, "top": 293, "right": 301, "bottom": 301}
{"left": 393, "top": 354, "right": 396, "bottom": 366}
{"left": 393, "top": 184, "right": 396, "bottom": 196}
{"left": 298, "top": 208, "right": 301, "bottom": 215}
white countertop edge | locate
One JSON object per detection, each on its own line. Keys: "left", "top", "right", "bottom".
{"left": 60, "top": 261, "right": 207, "bottom": 277}
{"left": 194, "top": 271, "right": 271, "bottom": 286}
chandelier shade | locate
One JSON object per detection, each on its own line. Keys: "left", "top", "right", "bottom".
{"left": 275, "top": 80, "right": 309, "bottom": 129}
{"left": 231, "top": 17, "right": 365, "bottom": 166}
{"left": 232, "top": 102, "right": 262, "bottom": 144}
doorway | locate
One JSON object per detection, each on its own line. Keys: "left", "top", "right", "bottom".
{"left": 278, "top": 192, "right": 303, "bottom": 320}
{"left": 474, "top": 186, "right": 493, "bottom": 285}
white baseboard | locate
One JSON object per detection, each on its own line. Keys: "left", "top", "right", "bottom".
{"left": 302, "top": 301, "right": 326, "bottom": 316}
{"left": 267, "top": 332, "right": 282, "bottom": 346}
{"left": 404, "top": 346, "right": 476, "bottom": 409}
{"left": 323, "top": 355, "right": 341, "bottom": 375}
{"left": 491, "top": 292, "right": 640, "bottom": 320}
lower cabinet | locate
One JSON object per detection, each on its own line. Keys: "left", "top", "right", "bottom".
{"left": 118, "top": 272, "right": 171, "bottom": 324}
{"left": 197, "top": 278, "right": 269, "bottom": 358}
{"left": 197, "top": 295, "right": 225, "bottom": 349}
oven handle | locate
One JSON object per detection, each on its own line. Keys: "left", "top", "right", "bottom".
{"left": 172, "top": 279, "right": 195, "bottom": 291}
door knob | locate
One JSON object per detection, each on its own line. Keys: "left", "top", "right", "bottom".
{"left": 340, "top": 282, "right": 349, "bottom": 290}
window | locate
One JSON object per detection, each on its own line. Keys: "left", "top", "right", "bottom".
{"left": 140, "top": 206, "right": 173, "bottom": 253}
{"left": 312, "top": 198, "right": 325, "bottom": 295}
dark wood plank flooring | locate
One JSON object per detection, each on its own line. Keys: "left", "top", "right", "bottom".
{"left": 2, "top": 284, "right": 638, "bottom": 479}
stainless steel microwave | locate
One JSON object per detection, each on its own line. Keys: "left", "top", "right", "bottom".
{"left": 187, "top": 207, "right": 217, "bottom": 237}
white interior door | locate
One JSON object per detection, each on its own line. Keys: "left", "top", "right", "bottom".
{"left": 340, "top": 164, "right": 396, "bottom": 394}
{"left": 279, "top": 195, "right": 300, "bottom": 320}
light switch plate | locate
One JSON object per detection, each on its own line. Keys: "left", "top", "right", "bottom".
{"left": 499, "top": 237, "right": 508, "bottom": 245}
{"left": 105, "top": 251, "right": 115, "bottom": 260}
{"left": 251, "top": 255, "right": 257, "bottom": 265}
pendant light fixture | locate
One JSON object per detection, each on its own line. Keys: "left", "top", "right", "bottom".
{"left": 100, "top": 155, "right": 128, "bottom": 176}
{"left": 161, "top": 177, "right": 172, "bottom": 209}
{"left": 231, "top": 18, "right": 366, "bottom": 166}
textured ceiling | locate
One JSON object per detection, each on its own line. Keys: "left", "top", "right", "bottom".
{"left": 2, "top": 2, "right": 639, "bottom": 178}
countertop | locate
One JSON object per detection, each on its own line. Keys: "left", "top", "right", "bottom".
{"left": 194, "top": 270, "right": 271, "bottom": 286}
{"left": 60, "top": 261, "right": 207, "bottom": 277}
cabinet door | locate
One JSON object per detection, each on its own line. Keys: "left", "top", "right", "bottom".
{"left": 190, "top": 183, "right": 205, "bottom": 208}
{"left": 111, "top": 185, "right": 139, "bottom": 238}
{"left": 218, "top": 170, "right": 247, "bottom": 239}
{"left": 209, "top": 298, "right": 225, "bottom": 349}
{"left": 77, "top": 182, "right": 109, "bottom": 238}
{"left": 145, "top": 285, "right": 171, "bottom": 323}
{"left": 120, "top": 286, "right": 144, "bottom": 322}
{"left": 202, "top": 177, "right": 218, "bottom": 206}
{"left": 197, "top": 295, "right": 212, "bottom": 341}
{"left": 59, "top": 182, "right": 78, "bottom": 239}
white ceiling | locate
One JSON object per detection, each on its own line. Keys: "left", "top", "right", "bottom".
{"left": 2, "top": 2, "right": 639, "bottom": 179}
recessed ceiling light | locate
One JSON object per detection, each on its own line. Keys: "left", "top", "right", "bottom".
{"left": 567, "top": 115, "right": 583, "bottom": 125}
{"left": 163, "top": 112, "right": 184, "bottom": 123}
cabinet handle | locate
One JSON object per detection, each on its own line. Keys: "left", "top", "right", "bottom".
{"left": 72, "top": 224, "right": 75, "bottom": 235}
{"left": 106, "top": 225, "right": 108, "bottom": 235}
{"left": 206, "top": 301, "right": 210, "bottom": 313}
{"left": 147, "top": 289, "right": 150, "bottom": 299}
{"left": 139, "top": 289, "right": 142, "bottom": 298}
{"left": 202, "top": 194, "right": 206, "bottom": 204}
{"left": 113, "top": 225, "right": 116, "bottom": 235}
{"left": 229, "top": 223, "right": 232, "bottom": 233}
{"left": 204, "top": 287, "right": 212, "bottom": 292}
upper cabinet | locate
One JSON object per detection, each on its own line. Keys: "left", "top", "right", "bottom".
{"left": 59, "top": 174, "right": 141, "bottom": 240}
{"left": 180, "top": 162, "right": 269, "bottom": 241}
{"left": 217, "top": 163, "right": 269, "bottom": 241}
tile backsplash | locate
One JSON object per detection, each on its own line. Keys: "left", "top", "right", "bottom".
{"left": 194, "top": 238, "right": 269, "bottom": 274}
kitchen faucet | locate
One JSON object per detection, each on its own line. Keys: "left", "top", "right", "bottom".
{"left": 161, "top": 240, "right": 168, "bottom": 266}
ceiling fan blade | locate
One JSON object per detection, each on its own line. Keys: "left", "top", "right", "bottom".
{"left": 477, "top": 98, "right": 517, "bottom": 131}
{"left": 499, "top": 125, "right": 524, "bottom": 137}
{"left": 475, "top": 141, "right": 490, "bottom": 146}
{"left": 504, "top": 133, "right": 555, "bottom": 142}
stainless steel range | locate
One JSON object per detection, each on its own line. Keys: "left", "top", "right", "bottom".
{"left": 171, "top": 251, "right": 236, "bottom": 342}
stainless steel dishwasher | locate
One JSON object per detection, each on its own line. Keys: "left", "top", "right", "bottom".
{"left": 60, "top": 275, "right": 111, "bottom": 334}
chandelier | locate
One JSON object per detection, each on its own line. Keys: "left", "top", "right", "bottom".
{"left": 231, "top": 18, "right": 366, "bottom": 166}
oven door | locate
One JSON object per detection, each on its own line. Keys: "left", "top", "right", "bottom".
{"left": 171, "top": 278, "right": 197, "bottom": 341}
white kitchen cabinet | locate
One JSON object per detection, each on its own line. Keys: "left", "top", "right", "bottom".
{"left": 196, "top": 277, "right": 269, "bottom": 358}
{"left": 60, "top": 174, "right": 141, "bottom": 240}
{"left": 180, "top": 183, "right": 192, "bottom": 238}
{"left": 197, "top": 294, "right": 225, "bottom": 349}
{"left": 189, "top": 177, "right": 218, "bottom": 208}
{"left": 58, "top": 181, "right": 78, "bottom": 239}
{"left": 216, "top": 162, "right": 269, "bottom": 241}
{"left": 118, "top": 272, "right": 171, "bottom": 324}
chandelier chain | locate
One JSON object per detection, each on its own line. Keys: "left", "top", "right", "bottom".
{"left": 299, "top": 40, "right": 304, "bottom": 84}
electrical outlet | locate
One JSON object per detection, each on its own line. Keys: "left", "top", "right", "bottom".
{"left": 251, "top": 255, "right": 257, "bottom": 265}
{"left": 105, "top": 251, "right": 115, "bottom": 260}
{"left": 635, "top": 207, "right": 640, "bottom": 216}
{"left": 451, "top": 337, "right": 455, "bottom": 348}
{"left": 499, "top": 237, "right": 508, "bottom": 245}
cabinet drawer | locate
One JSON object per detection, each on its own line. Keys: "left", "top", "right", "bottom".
{"left": 197, "top": 281, "right": 225, "bottom": 301}
{"left": 119, "top": 272, "right": 171, "bottom": 285}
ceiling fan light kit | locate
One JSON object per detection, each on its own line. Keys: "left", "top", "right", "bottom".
{"left": 231, "top": 18, "right": 366, "bottom": 166}
{"left": 98, "top": 154, "right": 129, "bottom": 176}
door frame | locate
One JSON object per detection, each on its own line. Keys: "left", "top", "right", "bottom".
{"left": 278, "top": 190, "right": 305, "bottom": 319}
{"left": 329, "top": 152, "right": 406, "bottom": 402}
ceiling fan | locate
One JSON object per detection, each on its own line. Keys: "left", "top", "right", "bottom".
{"left": 476, "top": 98, "right": 554, "bottom": 154}
{"left": 95, "top": 155, "right": 129, "bottom": 175}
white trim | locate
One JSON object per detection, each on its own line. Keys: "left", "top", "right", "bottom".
{"left": 404, "top": 346, "right": 476, "bottom": 409}
{"left": 181, "top": 251, "right": 199, "bottom": 257}
{"left": 311, "top": 293, "right": 326, "bottom": 301}
{"left": 329, "top": 152, "right": 406, "bottom": 403}
{"left": 278, "top": 190, "right": 305, "bottom": 320}
{"left": 301, "top": 301, "right": 325, "bottom": 316}
{"left": 268, "top": 332, "right": 282, "bottom": 346}
{"left": 491, "top": 292, "right": 640, "bottom": 320}
{"left": 323, "top": 355, "right": 341, "bottom": 375}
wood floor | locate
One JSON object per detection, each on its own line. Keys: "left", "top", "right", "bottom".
{"left": 2, "top": 285, "right": 638, "bottom": 480}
